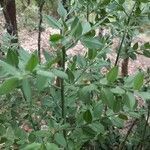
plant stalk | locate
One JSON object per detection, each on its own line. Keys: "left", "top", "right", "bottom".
{"left": 61, "top": 46, "right": 66, "bottom": 138}
{"left": 86, "top": 3, "right": 89, "bottom": 21}
{"left": 121, "top": 34, "right": 132, "bottom": 77}
{"left": 37, "top": 1, "right": 45, "bottom": 63}
{"left": 114, "top": 1, "right": 137, "bottom": 66}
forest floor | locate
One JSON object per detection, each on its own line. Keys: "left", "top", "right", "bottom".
{"left": 18, "top": 27, "right": 150, "bottom": 75}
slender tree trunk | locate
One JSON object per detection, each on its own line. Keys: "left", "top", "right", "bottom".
{"left": 121, "top": 34, "right": 132, "bottom": 77}
{"left": 56, "top": 0, "right": 70, "bottom": 87}
{"left": 37, "top": 1, "right": 45, "bottom": 63}
{"left": 0, "top": 0, "right": 18, "bottom": 43}
{"left": 121, "top": 57, "right": 129, "bottom": 77}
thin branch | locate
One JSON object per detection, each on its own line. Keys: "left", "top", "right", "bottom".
{"left": 37, "top": 1, "right": 45, "bottom": 63}
{"left": 60, "top": 46, "right": 66, "bottom": 138}
{"left": 114, "top": 32, "right": 126, "bottom": 66}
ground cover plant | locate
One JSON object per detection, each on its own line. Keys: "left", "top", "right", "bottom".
{"left": 0, "top": 0, "right": 150, "bottom": 149}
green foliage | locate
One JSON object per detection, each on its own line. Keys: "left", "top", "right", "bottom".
{"left": 0, "top": 0, "right": 150, "bottom": 149}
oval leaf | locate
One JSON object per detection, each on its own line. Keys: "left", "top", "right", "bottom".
{"left": 22, "top": 79, "right": 32, "bottom": 101}
{"left": 44, "top": 15, "right": 61, "bottom": 29}
{"left": 54, "top": 133, "right": 66, "bottom": 147}
{"left": 83, "top": 110, "right": 92, "bottom": 124}
{"left": 25, "top": 54, "right": 38, "bottom": 72}
{"left": 50, "top": 34, "right": 63, "bottom": 42}
{"left": 52, "top": 69, "right": 68, "bottom": 79}
{"left": 0, "top": 77, "right": 19, "bottom": 95}
{"left": 124, "top": 92, "right": 136, "bottom": 109}
{"left": 107, "top": 66, "right": 119, "bottom": 83}
{"left": 133, "top": 72, "right": 144, "bottom": 90}
{"left": 81, "top": 37, "right": 102, "bottom": 49}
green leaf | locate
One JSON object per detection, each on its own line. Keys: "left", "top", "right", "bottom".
{"left": 133, "top": 72, "right": 144, "bottom": 90}
{"left": 107, "top": 66, "right": 119, "bottom": 83}
{"left": 0, "top": 124, "right": 6, "bottom": 136}
{"left": 76, "top": 55, "right": 86, "bottom": 67}
{"left": 82, "top": 84, "right": 97, "bottom": 93}
{"left": 124, "top": 92, "right": 136, "bottom": 109}
{"left": 118, "top": 0, "right": 125, "bottom": 4}
{"left": 84, "top": 30, "right": 96, "bottom": 38}
{"left": 139, "top": 0, "right": 149, "bottom": 3}
{"left": 14, "top": 128, "right": 26, "bottom": 140}
{"left": 46, "top": 143, "right": 59, "bottom": 150}
{"left": 133, "top": 42, "right": 138, "bottom": 50}
{"left": 82, "top": 22, "right": 91, "bottom": 34}
{"left": 124, "top": 75, "right": 134, "bottom": 88}
{"left": 78, "top": 88, "right": 91, "bottom": 104}
{"left": 143, "top": 50, "right": 150, "bottom": 58}
{"left": 22, "top": 143, "right": 41, "bottom": 150}
{"left": 66, "top": 68, "right": 74, "bottom": 83}
{"left": 43, "top": 50, "right": 52, "bottom": 61}
{"left": 50, "top": 34, "right": 63, "bottom": 42}
{"left": 57, "top": 2, "right": 67, "bottom": 19}
{"left": 44, "top": 15, "right": 61, "bottom": 29}
{"left": 101, "top": 0, "right": 111, "bottom": 5}
{"left": 144, "top": 42, "right": 150, "bottom": 49}
{"left": 22, "top": 79, "right": 32, "bottom": 101}
{"left": 52, "top": 69, "right": 68, "bottom": 79}
{"left": 110, "top": 116, "right": 124, "bottom": 128}
{"left": 37, "top": 70, "right": 55, "bottom": 78}
{"left": 0, "top": 60, "right": 20, "bottom": 76}
{"left": 28, "top": 132, "right": 36, "bottom": 143}
{"left": 111, "top": 86, "right": 125, "bottom": 95}
{"left": 118, "top": 113, "right": 128, "bottom": 120}
{"left": 6, "top": 49, "right": 19, "bottom": 67}
{"left": 101, "top": 88, "right": 114, "bottom": 109}
{"left": 93, "top": 102, "right": 103, "bottom": 118}
{"left": 5, "top": 126, "right": 15, "bottom": 141}
{"left": 40, "top": 144, "right": 47, "bottom": 150}
{"left": 79, "top": 84, "right": 97, "bottom": 104}
{"left": 128, "top": 112, "right": 141, "bottom": 118}
{"left": 88, "top": 49, "right": 97, "bottom": 60}
{"left": 81, "top": 37, "right": 102, "bottom": 49}
{"left": 82, "top": 125, "right": 96, "bottom": 137}
{"left": 83, "top": 110, "right": 92, "bottom": 124}
{"left": 54, "top": 133, "right": 66, "bottom": 147}
{"left": 0, "top": 77, "right": 20, "bottom": 95}
{"left": 137, "top": 92, "right": 150, "bottom": 101}
{"left": 89, "top": 122, "right": 105, "bottom": 134}
{"left": 25, "top": 54, "right": 38, "bottom": 72}
{"left": 37, "top": 75, "right": 49, "bottom": 91}
{"left": 71, "top": 17, "right": 83, "bottom": 38}
{"left": 113, "top": 99, "right": 122, "bottom": 113}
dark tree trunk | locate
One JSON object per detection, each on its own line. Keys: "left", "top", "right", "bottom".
{"left": 121, "top": 57, "right": 129, "bottom": 77}
{"left": 121, "top": 34, "right": 132, "bottom": 77}
{"left": 0, "top": 0, "right": 18, "bottom": 43}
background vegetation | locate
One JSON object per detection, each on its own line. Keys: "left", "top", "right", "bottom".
{"left": 0, "top": 0, "right": 150, "bottom": 149}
